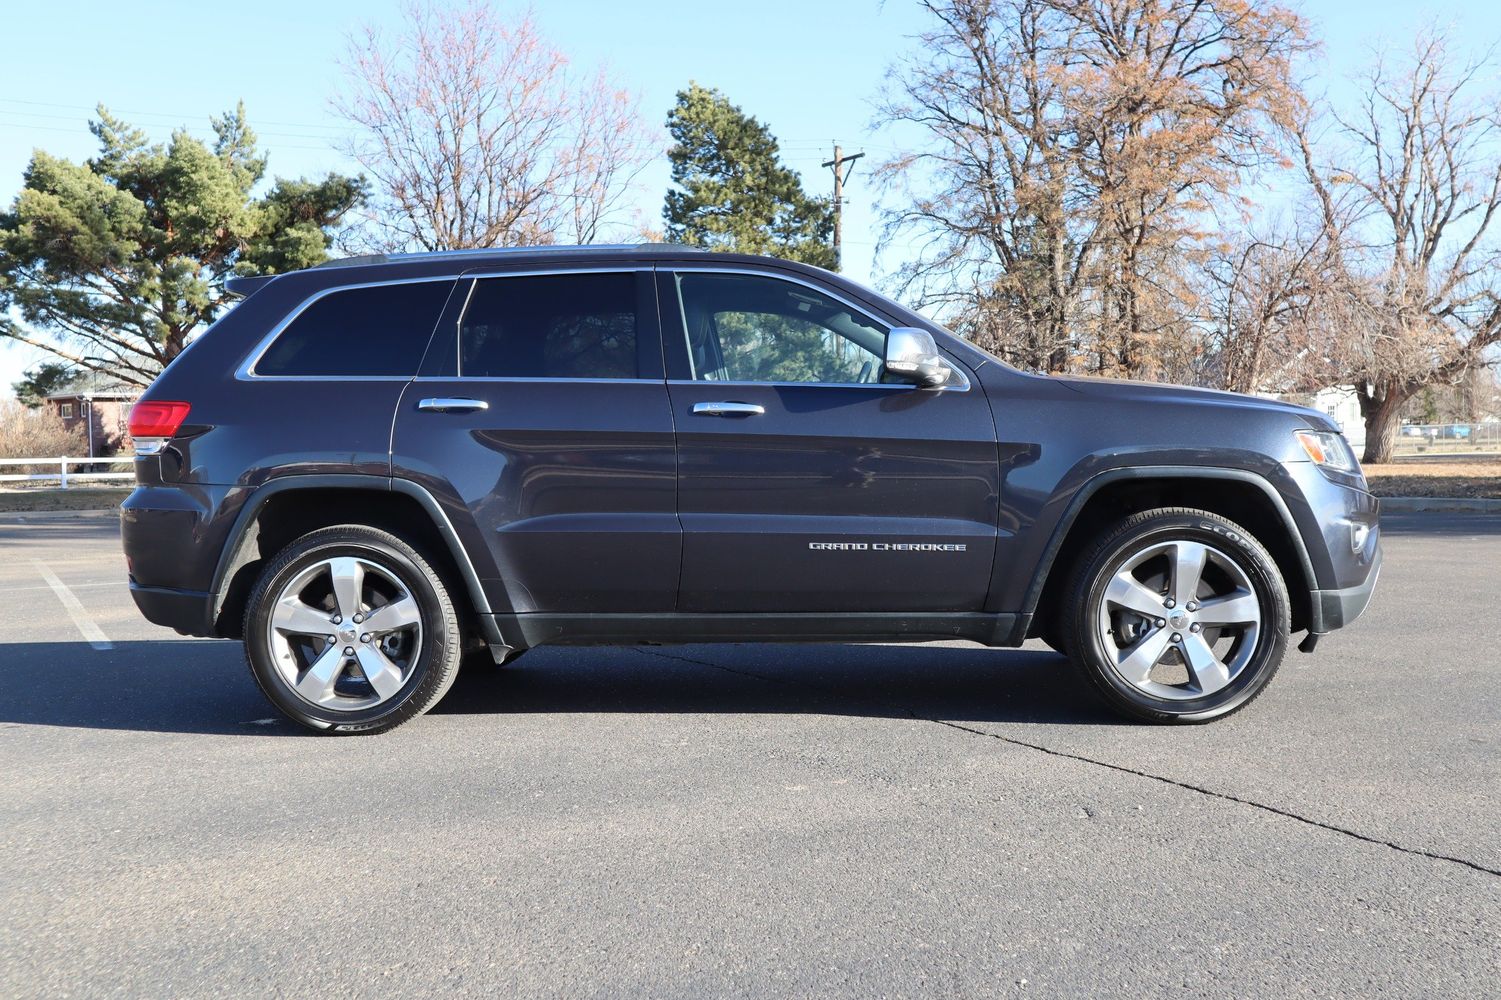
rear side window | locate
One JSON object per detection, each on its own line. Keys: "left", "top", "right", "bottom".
{"left": 460, "top": 272, "right": 638, "bottom": 379}
{"left": 255, "top": 281, "right": 452, "bottom": 377}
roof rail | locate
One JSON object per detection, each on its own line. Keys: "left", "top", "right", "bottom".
{"left": 232, "top": 243, "right": 720, "bottom": 294}
{"left": 223, "top": 273, "right": 279, "bottom": 298}
{"left": 310, "top": 242, "right": 708, "bottom": 270}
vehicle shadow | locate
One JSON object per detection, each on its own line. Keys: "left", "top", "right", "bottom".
{"left": 438, "top": 641, "right": 1122, "bottom": 726}
{"left": 0, "top": 638, "right": 1119, "bottom": 735}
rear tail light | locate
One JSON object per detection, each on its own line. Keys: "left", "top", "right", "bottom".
{"left": 128, "top": 401, "right": 191, "bottom": 456}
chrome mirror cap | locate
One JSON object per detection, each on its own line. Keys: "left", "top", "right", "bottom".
{"left": 884, "top": 327, "right": 952, "bottom": 388}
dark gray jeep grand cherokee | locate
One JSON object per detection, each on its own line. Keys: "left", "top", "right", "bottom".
{"left": 121, "top": 244, "right": 1381, "bottom": 733}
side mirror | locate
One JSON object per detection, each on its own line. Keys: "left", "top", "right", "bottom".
{"left": 884, "top": 327, "right": 952, "bottom": 388}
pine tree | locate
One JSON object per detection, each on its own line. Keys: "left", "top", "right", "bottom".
{"left": 664, "top": 84, "right": 835, "bottom": 269}
{"left": 0, "top": 104, "right": 365, "bottom": 387}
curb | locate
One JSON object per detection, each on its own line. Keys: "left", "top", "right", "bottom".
{"left": 0, "top": 508, "right": 120, "bottom": 524}
{"left": 1378, "top": 496, "right": 1501, "bottom": 513}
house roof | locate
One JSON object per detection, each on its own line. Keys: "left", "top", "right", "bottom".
{"left": 44, "top": 370, "right": 142, "bottom": 400}
{"left": 46, "top": 391, "right": 138, "bottom": 400}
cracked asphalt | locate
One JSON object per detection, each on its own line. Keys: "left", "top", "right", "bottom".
{"left": 1, "top": 514, "right": 1497, "bottom": 998}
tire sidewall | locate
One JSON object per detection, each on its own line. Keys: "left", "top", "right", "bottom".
{"left": 1073, "top": 513, "right": 1289, "bottom": 722}
{"left": 245, "top": 534, "right": 453, "bottom": 733}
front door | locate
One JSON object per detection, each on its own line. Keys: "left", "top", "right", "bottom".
{"left": 659, "top": 268, "right": 999, "bottom": 613}
{"left": 392, "top": 268, "right": 679, "bottom": 615}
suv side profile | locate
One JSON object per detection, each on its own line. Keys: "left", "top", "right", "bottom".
{"left": 122, "top": 245, "right": 1381, "bottom": 734}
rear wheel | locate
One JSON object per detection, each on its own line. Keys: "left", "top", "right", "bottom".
{"left": 1064, "top": 508, "right": 1289, "bottom": 723}
{"left": 243, "top": 525, "right": 463, "bottom": 734}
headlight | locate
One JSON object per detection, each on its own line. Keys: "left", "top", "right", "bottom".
{"left": 1295, "top": 429, "right": 1359, "bottom": 474}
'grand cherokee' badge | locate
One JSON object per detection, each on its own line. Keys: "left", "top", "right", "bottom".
{"left": 808, "top": 542, "right": 967, "bottom": 552}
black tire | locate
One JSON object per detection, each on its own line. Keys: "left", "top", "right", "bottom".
{"left": 1038, "top": 623, "right": 1069, "bottom": 656}
{"left": 243, "top": 525, "right": 463, "bottom": 734}
{"left": 1063, "top": 507, "right": 1289, "bottom": 724}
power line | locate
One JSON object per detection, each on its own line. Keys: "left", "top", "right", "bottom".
{"left": 0, "top": 97, "right": 343, "bottom": 133}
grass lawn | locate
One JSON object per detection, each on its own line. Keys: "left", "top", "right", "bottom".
{"left": 1361, "top": 462, "right": 1501, "bottom": 499}
{"left": 0, "top": 487, "right": 129, "bottom": 513}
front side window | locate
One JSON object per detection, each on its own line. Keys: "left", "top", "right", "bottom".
{"left": 673, "top": 272, "right": 886, "bottom": 384}
{"left": 460, "top": 272, "right": 638, "bottom": 379}
{"left": 60, "top": 402, "right": 74, "bottom": 418}
{"left": 255, "top": 281, "right": 452, "bottom": 377}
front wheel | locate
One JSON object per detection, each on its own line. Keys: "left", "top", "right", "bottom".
{"left": 1064, "top": 508, "right": 1289, "bottom": 724}
{"left": 243, "top": 525, "right": 463, "bottom": 734}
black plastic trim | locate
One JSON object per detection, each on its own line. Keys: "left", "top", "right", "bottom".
{"left": 491, "top": 611, "right": 1021, "bottom": 649}
{"left": 1308, "top": 546, "right": 1383, "bottom": 634}
{"left": 1020, "top": 465, "right": 1320, "bottom": 617}
{"left": 207, "top": 474, "right": 493, "bottom": 635}
{"left": 129, "top": 583, "right": 215, "bottom": 636}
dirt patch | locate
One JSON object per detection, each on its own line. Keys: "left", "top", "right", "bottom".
{"left": 1363, "top": 462, "right": 1501, "bottom": 499}
{"left": 0, "top": 487, "right": 130, "bottom": 513}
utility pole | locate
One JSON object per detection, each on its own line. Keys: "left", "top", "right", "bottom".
{"left": 822, "top": 143, "right": 865, "bottom": 271}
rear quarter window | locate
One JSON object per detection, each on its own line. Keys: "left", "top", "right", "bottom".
{"left": 254, "top": 280, "right": 453, "bottom": 377}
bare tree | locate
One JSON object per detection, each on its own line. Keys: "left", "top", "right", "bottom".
{"left": 876, "top": 0, "right": 1310, "bottom": 380}
{"left": 1064, "top": 0, "right": 1310, "bottom": 375}
{"left": 1299, "top": 32, "right": 1501, "bottom": 462}
{"left": 875, "top": 0, "right": 1095, "bottom": 373}
{"left": 334, "top": 2, "right": 653, "bottom": 251}
{"left": 1203, "top": 214, "right": 1341, "bottom": 395}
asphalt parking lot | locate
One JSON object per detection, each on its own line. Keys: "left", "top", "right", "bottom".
{"left": 1, "top": 513, "right": 1497, "bottom": 998}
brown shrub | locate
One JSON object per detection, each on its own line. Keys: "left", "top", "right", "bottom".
{"left": 0, "top": 400, "right": 86, "bottom": 476}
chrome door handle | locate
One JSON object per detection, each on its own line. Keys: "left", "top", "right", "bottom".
{"left": 417, "top": 397, "right": 489, "bottom": 413}
{"left": 692, "top": 401, "right": 765, "bottom": 417}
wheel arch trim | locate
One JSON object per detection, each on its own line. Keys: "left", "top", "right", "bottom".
{"left": 208, "top": 474, "right": 492, "bottom": 634}
{"left": 1019, "top": 465, "right": 1320, "bottom": 618}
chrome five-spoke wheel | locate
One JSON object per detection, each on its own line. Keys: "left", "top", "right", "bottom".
{"left": 1066, "top": 508, "right": 1290, "bottom": 724}
{"left": 267, "top": 555, "right": 424, "bottom": 712}
{"left": 1098, "top": 540, "right": 1260, "bottom": 700}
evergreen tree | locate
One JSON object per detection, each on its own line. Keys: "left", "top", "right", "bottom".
{"left": 664, "top": 84, "right": 835, "bottom": 269}
{"left": 0, "top": 105, "right": 365, "bottom": 387}
{"left": 10, "top": 362, "right": 78, "bottom": 407}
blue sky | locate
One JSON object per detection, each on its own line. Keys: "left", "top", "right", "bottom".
{"left": 3, "top": 0, "right": 1498, "bottom": 392}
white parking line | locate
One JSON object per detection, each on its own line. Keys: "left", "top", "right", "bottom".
{"left": 33, "top": 561, "right": 113, "bottom": 651}
{"left": 3, "top": 581, "right": 120, "bottom": 594}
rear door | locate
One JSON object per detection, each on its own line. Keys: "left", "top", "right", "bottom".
{"left": 392, "top": 268, "right": 679, "bottom": 615}
{"left": 660, "top": 267, "right": 1000, "bottom": 613}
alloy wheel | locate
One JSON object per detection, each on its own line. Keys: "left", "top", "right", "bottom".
{"left": 1095, "top": 539, "right": 1262, "bottom": 701}
{"left": 265, "top": 555, "right": 424, "bottom": 712}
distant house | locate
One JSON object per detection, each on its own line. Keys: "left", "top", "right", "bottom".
{"left": 1259, "top": 385, "right": 1366, "bottom": 451}
{"left": 45, "top": 384, "right": 141, "bottom": 458}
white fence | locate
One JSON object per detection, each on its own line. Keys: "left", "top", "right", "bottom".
{"left": 0, "top": 457, "right": 134, "bottom": 488}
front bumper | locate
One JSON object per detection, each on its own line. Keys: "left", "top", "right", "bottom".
{"left": 1307, "top": 545, "right": 1382, "bottom": 634}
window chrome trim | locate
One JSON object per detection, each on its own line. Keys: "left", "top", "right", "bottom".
{"left": 236, "top": 275, "right": 463, "bottom": 381}
{"left": 665, "top": 379, "right": 934, "bottom": 391}
{"left": 663, "top": 266, "right": 971, "bottom": 392}
{"left": 412, "top": 376, "right": 664, "bottom": 385}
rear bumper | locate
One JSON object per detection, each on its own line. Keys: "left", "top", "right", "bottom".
{"left": 1308, "top": 545, "right": 1382, "bottom": 634}
{"left": 129, "top": 583, "right": 216, "bottom": 636}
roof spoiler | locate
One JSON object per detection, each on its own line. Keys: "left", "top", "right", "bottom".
{"left": 223, "top": 273, "right": 279, "bottom": 298}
